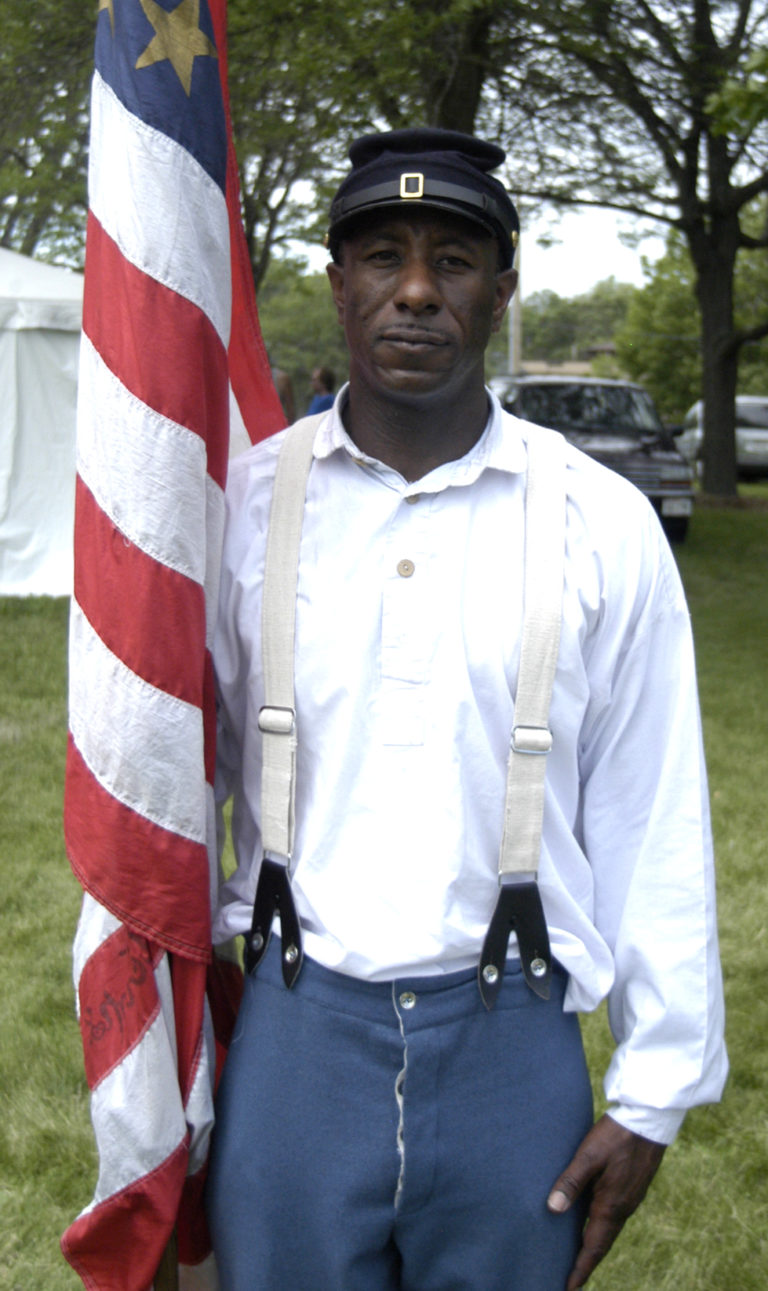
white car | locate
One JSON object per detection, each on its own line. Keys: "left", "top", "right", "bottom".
{"left": 678, "top": 397, "right": 768, "bottom": 479}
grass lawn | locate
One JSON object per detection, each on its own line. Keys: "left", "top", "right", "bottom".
{"left": 1, "top": 497, "right": 766, "bottom": 1290}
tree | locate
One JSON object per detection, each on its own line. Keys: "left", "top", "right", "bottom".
{"left": 516, "top": 279, "right": 634, "bottom": 365}
{"left": 0, "top": 0, "right": 93, "bottom": 263}
{"left": 256, "top": 256, "right": 350, "bottom": 403}
{"left": 617, "top": 210, "right": 768, "bottom": 418}
{"left": 615, "top": 237, "right": 702, "bottom": 420}
{"left": 491, "top": 0, "right": 768, "bottom": 496}
{"left": 3, "top": 1, "right": 767, "bottom": 496}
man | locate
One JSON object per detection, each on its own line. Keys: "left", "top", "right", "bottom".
{"left": 206, "top": 129, "right": 727, "bottom": 1291}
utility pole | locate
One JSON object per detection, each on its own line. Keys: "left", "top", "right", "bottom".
{"left": 507, "top": 233, "right": 522, "bottom": 373}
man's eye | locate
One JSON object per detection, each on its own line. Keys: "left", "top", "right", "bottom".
{"left": 438, "top": 254, "right": 472, "bottom": 269}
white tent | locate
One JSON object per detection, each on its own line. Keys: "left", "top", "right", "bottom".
{"left": 0, "top": 247, "right": 82, "bottom": 596}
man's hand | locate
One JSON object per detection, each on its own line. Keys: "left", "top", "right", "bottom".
{"left": 547, "top": 1114, "right": 666, "bottom": 1290}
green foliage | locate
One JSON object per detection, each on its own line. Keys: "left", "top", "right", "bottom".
{"left": 1, "top": 0, "right": 766, "bottom": 491}
{"left": 616, "top": 218, "right": 768, "bottom": 419}
{"left": 615, "top": 236, "right": 701, "bottom": 419}
{"left": 0, "top": 0, "right": 92, "bottom": 264}
{"left": 708, "top": 48, "right": 768, "bottom": 136}
{"left": 521, "top": 278, "right": 635, "bottom": 365}
{"left": 256, "top": 256, "right": 350, "bottom": 409}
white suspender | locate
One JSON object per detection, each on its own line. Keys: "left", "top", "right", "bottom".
{"left": 258, "top": 414, "right": 326, "bottom": 862}
{"left": 499, "top": 423, "right": 566, "bottom": 883}
{"left": 256, "top": 414, "right": 567, "bottom": 999}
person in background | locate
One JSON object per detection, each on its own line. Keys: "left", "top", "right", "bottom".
{"left": 207, "top": 127, "right": 727, "bottom": 1291}
{"left": 307, "top": 364, "right": 336, "bottom": 414}
{"left": 270, "top": 361, "right": 295, "bottom": 423}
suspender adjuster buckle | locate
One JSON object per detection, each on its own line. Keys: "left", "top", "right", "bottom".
{"left": 258, "top": 705, "right": 296, "bottom": 735}
{"left": 511, "top": 725, "right": 553, "bottom": 755}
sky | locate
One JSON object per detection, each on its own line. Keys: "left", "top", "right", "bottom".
{"left": 515, "top": 207, "right": 667, "bottom": 298}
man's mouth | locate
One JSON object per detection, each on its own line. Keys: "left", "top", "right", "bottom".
{"left": 379, "top": 327, "right": 448, "bottom": 348}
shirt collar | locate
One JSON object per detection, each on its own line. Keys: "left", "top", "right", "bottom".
{"left": 312, "top": 384, "right": 526, "bottom": 490}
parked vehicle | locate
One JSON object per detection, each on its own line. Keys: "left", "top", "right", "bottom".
{"left": 495, "top": 375, "right": 694, "bottom": 542}
{"left": 677, "top": 397, "right": 768, "bottom": 479}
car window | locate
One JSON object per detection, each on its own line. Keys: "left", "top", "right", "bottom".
{"left": 514, "top": 383, "right": 663, "bottom": 433}
{"left": 736, "top": 400, "right": 768, "bottom": 429}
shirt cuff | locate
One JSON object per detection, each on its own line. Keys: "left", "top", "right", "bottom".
{"left": 606, "top": 1103, "right": 686, "bottom": 1146}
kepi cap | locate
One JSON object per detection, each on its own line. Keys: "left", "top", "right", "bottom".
{"left": 327, "top": 128, "right": 519, "bottom": 269}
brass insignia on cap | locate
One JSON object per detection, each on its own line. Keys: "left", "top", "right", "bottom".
{"left": 511, "top": 230, "right": 519, "bottom": 248}
{"left": 400, "top": 172, "right": 424, "bottom": 199}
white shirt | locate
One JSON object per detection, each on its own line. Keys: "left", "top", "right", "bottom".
{"left": 212, "top": 389, "right": 727, "bottom": 1144}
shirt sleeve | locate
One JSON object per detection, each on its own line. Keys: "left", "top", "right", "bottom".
{"left": 578, "top": 519, "right": 728, "bottom": 1144}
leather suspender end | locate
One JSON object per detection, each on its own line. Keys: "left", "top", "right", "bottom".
{"left": 478, "top": 879, "right": 552, "bottom": 1008}
{"left": 245, "top": 858, "right": 304, "bottom": 987}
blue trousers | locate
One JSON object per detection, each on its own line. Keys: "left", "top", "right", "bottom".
{"left": 206, "top": 939, "right": 593, "bottom": 1291}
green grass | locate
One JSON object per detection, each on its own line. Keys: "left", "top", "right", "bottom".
{"left": 0, "top": 599, "right": 95, "bottom": 1291}
{"left": 582, "top": 503, "right": 768, "bottom": 1289}
{"left": 1, "top": 499, "right": 766, "bottom": 1289}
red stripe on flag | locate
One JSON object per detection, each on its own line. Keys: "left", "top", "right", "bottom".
{"left": 61, "top": 1137, "right": 189, "bottom": 1291}
{"left": 78, "top": 925, "right": 164, "bottom": 1090}
{"left": 82, "top": 213, "right": 229, "bottom": 490}
{"left": 65, "top": 738, "right": 211, "bottom": 961}
{"left": 209, "top": 0, "right": 286, "bottom": 445}
{"left": 178, "top": 1164, "right": 213, "bottom": 1267}
{"left": 73, "top": 476, "right": 207, "bottom": 708}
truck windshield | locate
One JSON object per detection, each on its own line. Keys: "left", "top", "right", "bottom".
{"left": 517, "top": 383, "right": 663, "bottom": 434}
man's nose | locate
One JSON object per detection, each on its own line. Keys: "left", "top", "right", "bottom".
{"left": 394, "top": 258, "right": 441, "bottom": 312}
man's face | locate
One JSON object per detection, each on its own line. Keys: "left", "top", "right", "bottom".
{"left": 326, "top": 207, "right": 517, "bottom": 406}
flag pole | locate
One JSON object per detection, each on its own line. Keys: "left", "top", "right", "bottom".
{"left": 154, "top": 1230, "right": 179, "bottom": 1291}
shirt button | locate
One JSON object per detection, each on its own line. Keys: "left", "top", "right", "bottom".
{"left": 405, "top": 494, "right": 420, "bottom": 505}
{"left": 397, "top": 559, "right": 415, "bottom": 578}
{"left": 399, "top": 991, "right": 417, "bottom": 1010}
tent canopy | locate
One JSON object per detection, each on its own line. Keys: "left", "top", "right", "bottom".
{"left": 0, "top": 248, "right": 83, "bottom": 596}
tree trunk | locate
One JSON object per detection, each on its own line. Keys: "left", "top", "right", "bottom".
{"left": 696, "top": 268, "right": 739, "bottom": 497}
{"left": 421, "top": 4, "right": 495, "bottom": 133}
{"left": 688, "top": 171, "right": 741, "bottom": 497}
{"left": 153, "top": 1229, "right": 179, "bottom": 1291}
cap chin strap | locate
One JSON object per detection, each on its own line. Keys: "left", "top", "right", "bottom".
{"left": 251, "top": 410, "right": 566, "bottom": 1002}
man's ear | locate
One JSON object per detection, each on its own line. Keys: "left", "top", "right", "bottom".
{"left": 326, "top": 262, "right": 345, "bottom": 325}
{"left": 491, "top": 268, "right": 518, "bottom": 335}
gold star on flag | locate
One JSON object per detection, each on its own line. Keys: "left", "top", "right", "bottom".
{"left": 98, "top": 0, "right": 115, "bottom": 31}
{"left": 135, "top": 0, "right": 217, "bottom": 97}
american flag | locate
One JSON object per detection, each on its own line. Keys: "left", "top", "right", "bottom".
{"left": 62, "top": 2, "right": 284, "bottom": 1286}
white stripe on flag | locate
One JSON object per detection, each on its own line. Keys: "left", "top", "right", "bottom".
{"left": 89, "top": 71, "right": 231, "bottom": 345}
{"left": 72, "top": 892, "right": 123, "bottom": 1002}
{"left": 69, "top": 603, "right": 206, "bottom": 843}
{"left": 88, "top": 958, "right": 187, "bottom": 1206}
{"left": 77, "top": 336, "right": 212, "bottom": 585}
{"left": 204, "top": 477, "right": 226, "bottom": 646}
